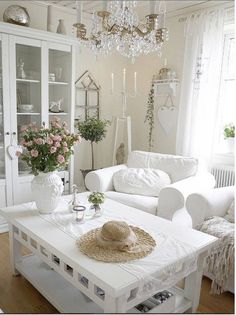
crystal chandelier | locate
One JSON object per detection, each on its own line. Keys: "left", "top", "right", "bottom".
{"left": 73, "top": 1, "right": 168, "bottom": 61}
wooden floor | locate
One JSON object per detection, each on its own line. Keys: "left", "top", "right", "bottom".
{"left": 0, "top": 232, "right": 234, "bottom": 314}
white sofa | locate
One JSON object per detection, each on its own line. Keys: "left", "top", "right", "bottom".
{"left": 85, "top": 151, "right": 215, "bottom": 227}
{"left": 186, "top": 186, "right": 234, "bottom": 293}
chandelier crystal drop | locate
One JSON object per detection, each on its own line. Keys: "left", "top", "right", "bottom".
{"left": 73, "top": 1, "right": 168, "bottom": 62}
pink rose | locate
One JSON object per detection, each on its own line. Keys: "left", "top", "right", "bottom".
{"left": 54, "top": 142, "right": 61, "bottom": 148}
{"left": 15, "top": 151, "right": 21, "bottom": 157}
{"left": 34, "top": 138, "right": 43, "bottom": 145}
{"left": 47, "top": 138, "right": 53, "bottom": 145}
{"left": 63, "top": 147, "right": 69, "bottom": 153}
{"left": 21, "top": 125, "right": 28, "bottom": 132}
{"left": 20, "top": 139, "right": 26, "bottom": 146}
{"left": 57, "top": 155, "right": 65, "bottom": 164}
{"left": 53, "top": 123, "right": 61, "bottom": 129}
{"left": 63, "top": 142, "right": 68, "bottom": 147}
{"left": 65, "top": 129, "right": 70, "bottom": 135}
{"left": 31, "top": 125, "right": 38, "bottom": 132}
{"left": 53, "top": 135, "right": 62, "bottom": 142}
{"left": 31, "top": 149, "right": 38, "bottom": 157}
{"left": 50, "top": 146, "right": 57, "bottom": 154}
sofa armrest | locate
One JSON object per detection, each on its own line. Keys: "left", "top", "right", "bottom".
{"left": 157, "top": 172, "right": 216, "bottom": 221}
{"left": 186, "top": 186, "right": 235, "bottom": 228}
{"left": 85, "top": 164, "right": 127, "bottom": 192}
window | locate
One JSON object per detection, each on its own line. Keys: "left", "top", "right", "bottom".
{"left": 214, "top": 25, "right": 235, "bottom": 157}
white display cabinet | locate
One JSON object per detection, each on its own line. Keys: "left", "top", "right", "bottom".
{"left": 0, "top": 22, "right": 77, "bottom": 232}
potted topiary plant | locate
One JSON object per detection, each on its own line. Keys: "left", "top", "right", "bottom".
{"left": 224, "top": 123, "right": 235, "bottom": 153}
{"left": 77, "top": 117, "right": 110, "bottom": 178}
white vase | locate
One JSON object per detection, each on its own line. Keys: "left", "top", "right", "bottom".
{"left": 31, "top": 171, "right": 64, "bottom": 214}
{"left": 225, "top": 137, "right": 235, "bottom": 153}
{"left": 56, "top": 19, "right": 66, "bottom": 35}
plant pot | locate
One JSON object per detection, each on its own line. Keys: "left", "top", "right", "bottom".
{"left": 31, "top": 171, "right": 64, "bottom": 214}
{"left": 225, "top": 137, "right": 235, "bottom": 153}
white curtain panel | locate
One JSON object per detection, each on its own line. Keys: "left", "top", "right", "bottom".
{"left": 176, "top": 9, "right": 225, "bottom": 164}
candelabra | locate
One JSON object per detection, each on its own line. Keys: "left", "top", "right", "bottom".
{"left": 111, "top": 69, "right": 137, "bottom": 164}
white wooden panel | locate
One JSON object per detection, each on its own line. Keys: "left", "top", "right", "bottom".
{"left": 1, "top": 34, "right": 12, "bottom": 206}
{"left": 13, "top": 180, "right": 33, "bottom": 204}
{"left": 10, "top": 35, "right": 41, "bottom": 48}
{"left": 41, "top": 41, "right": 49, "bottom": 127}
{"left": 0, "top": 184, "right": 6, "bottom": 207}
{"left": 47, "top": 42, "right": 71, "bottom": 52}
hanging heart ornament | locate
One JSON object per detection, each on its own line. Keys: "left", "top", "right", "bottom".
{"left": 7, "top": 145, "right": 23, "bottom": 160}
{"left": 157, "top": 106, "right": 178, "bottom": 135}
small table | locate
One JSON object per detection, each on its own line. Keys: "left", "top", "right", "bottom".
{"left": 0, "top": 193, "right": 217, "bottom": 313}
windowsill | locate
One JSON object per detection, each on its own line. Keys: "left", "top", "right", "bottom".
{"left": 212, "top": 153, "right": 235, "bottom": 167}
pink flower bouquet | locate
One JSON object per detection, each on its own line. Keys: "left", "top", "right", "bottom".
{"left": 20, "top": 120, "right": 81, "bottom": 175}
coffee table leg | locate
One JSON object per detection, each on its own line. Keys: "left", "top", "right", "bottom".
{"left": 104, "top": 294, "right": 127, "bottom": 313}
{"left": 9, "top": 224, "right": 22, "bottom": 276}
{"left": 184, "top": 251, "right": 207, "bottom": 313}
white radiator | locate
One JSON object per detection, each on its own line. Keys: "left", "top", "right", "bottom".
{"left": 211, "top": 166, "right": 235, "bottom": 188}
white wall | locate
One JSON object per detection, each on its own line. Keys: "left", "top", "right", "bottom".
{"left": 128, "top": 15, "right": 186, "bottom": 154}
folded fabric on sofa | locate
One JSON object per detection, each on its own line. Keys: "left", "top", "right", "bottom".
{"left": 197, "top": 216, "right": 234, "bottom": 294}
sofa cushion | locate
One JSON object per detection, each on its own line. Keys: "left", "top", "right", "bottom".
{"left": 127, "top": 151, "right": 198, "bottom": 182}
{"left": 105, "top": 191, "right": 158, "bottom": 215}
{"left": 113, "top": 168, "right": 171, "bottom": 197}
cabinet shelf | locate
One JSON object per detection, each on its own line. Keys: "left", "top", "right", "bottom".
{"left": 49, "top": 81, "right": 68, "bottom": 86}
{"left": 17, "top": 112, "right": 41, "bottom": 116}
{"left": 16, "top": 78, "right": 40, "bottom": 83}
{"left": 49, "top": 112, "right": 68, "bottom": 116}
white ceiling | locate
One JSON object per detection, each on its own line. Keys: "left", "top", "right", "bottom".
{"left": 45, "top": 1, "right": 209, "bottom": 13}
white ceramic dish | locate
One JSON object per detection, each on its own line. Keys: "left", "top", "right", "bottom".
{"left": 18, "top": 104, "right": 34, "bottom": 112}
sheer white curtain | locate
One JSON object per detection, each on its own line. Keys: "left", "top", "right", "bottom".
{"left": 176, "top": 9, "right": 225, "bottom": 164}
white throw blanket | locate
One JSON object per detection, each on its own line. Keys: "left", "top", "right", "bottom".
{"left": 197, "top": 216, "right": 234, "bottom": 294}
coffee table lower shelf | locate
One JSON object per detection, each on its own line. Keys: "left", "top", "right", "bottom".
{"left": 15, "top": 255, "right": 192, "bottom": 313}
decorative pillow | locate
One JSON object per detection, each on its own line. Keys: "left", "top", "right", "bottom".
{"left": 224, "top": 199, "right": 234, "bottom": 223}
{"left": 127, "top": 151, "right": 198, "bottom": 182}
{"left": 113, "top": 168, "right": 171, "bottom": 197}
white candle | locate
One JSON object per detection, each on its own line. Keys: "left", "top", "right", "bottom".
{"left": 149, "top": 0, "right": 156, "bottom": 14}
{"left": 76, "top": 1, "right": 83, "bottom": 24}
{"left": 164, "top": 58, "right": 167, "bottom": 66}
{"left": 134, "top": 72, "right": 137, "bottom": 94}
{"left": 47, "top": 5, "right": 53, "bottom": 32}
{"left": 111, "top": 73, "right": 114, "bottom": 93}
{"left": 102, "top": 0, "right": 107, "bottom": 11}
{"left": 123, "top": 68, "right": 126, "bottom": 91}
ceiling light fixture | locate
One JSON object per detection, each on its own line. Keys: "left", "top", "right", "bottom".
{"left": 73, "top": 1, "right": 168, "bottom": 62}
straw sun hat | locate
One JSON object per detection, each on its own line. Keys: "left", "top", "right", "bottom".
{"left": 77, "top": 220, "right": 156, "bottom": 263}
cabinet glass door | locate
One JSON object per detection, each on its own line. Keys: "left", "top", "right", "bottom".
{"left": 48, "top": 49, "right": 71, "bottom": 126}
{"left": 0, "top": 41, "right": 5, "bottom": 179}
{"left": 15, "top": 43, "right": 41, "bottom": 175}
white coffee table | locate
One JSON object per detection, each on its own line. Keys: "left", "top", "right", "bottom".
{"left": 0, "top": 193, "right": 217, "bottom": 313}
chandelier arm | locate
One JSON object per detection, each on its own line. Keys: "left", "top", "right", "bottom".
{"left": 134, "top": 26, "right": 153, "bottom": 38}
